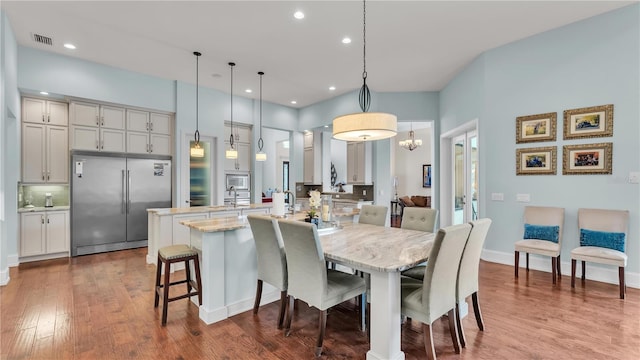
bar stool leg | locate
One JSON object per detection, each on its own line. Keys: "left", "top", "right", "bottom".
{"left": 162, "top": 259, "right": 171, "bottom": 326}
{"left": 154, "top": 254, "right": 162, "bottom": 307}
{"left": 185, "top": 259, "right": 192, "bottom": 294}
{"left": 193, "top": 255, "right": 203, "bottom": 305}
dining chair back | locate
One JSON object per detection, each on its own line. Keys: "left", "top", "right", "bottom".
{"left": 247, "top": 214, "right": 288, "bottom": 329}
{"left": 571, "top": 208, "right": 629, "bottom": 299}
{"left": 277, "top": 218, "right": 367, "bottom": 357}
{"left": 401, "top": 207, "right": 439, "bottom": 233}
{"left": 358, "top": 205, "right": 388, "bottom": 226}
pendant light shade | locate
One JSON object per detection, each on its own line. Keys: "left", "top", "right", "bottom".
{"left": 332, "top": 0, "right": 396, "bottom": 141}
{"left": 225, "top": 62, "right": 238, "bottom": 160}
{"left": 190, "top": 51, "right": 204, "bottom": 158}
{"left": 256, "top": 71, "right": 267, "bottom": 162}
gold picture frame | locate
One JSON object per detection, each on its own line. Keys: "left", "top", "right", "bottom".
{"left": 563, "top": 143, "right": 612, "bottom": 175}
{"left": 516, "top": 146, "right": 557, "bottom": 175}
{"left": 563, "top": 104, "right": 613, "bottom": 140}
{"left": 516, "top": 112, "right": 557, "bottom": 143}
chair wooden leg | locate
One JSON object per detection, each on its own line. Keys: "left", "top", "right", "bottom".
{"left": 571, "top": 259, "right": 576, "bottom": 288}
{"left": 161, "top": 260, "right": 171, "bottom": 326}
{"left": 184, "top": 259, "right": 192, "bottom": 294}
{"left": 284, "top": 295, "right": 295, "bottom": 336}
{"left": 193, "top": 255, "right": 203, "bottom": 306}
{"left": 423, "top": 323, "right": 436, "bottom": 360}
{"left": 253, "top": 280, "right": 263, "bottom": 315}
{"left": 277, "top": 290, "right": 287, "bottom": 329}
{"left": 514, "top": 251, "right": 519, "bottom": 278}
{"left": 526, "top": 253, "right": 529, "bottom": 272}
{"left": 448, "top": 309, "right": 461, "bottom": 354}
{"left": 581, "top": 261, "right": 586, "bottom": 281}
{"left": 557, "top": 255, "right": 562, "bottom": 278}
{"left": 551, "top": 256, "right": 557, "bottom": 285}
{"left": 472, "top": 292, "right": 485, "bottom": 331}
{"left": 455, "top": 303, "right": 466, "bottom": 348}
{"left": 360, "top": 292, "right": 367, "bottom": 332}
{"left": 154, "top": 255, "right": 162, "bottom": 307}
{"left": 619, "top": 267, "right": 625, "bottom": 299}
{"left": 315, "top": 310, "right": 327, "bottom": 357}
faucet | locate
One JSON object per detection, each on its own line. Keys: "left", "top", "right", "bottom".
{"left": 283, "top": 190, "right": 296, "bottom": 215}
{"left": 228, "top": 186, "right": 238, "bottom": 208}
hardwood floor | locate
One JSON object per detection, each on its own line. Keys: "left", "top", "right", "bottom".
{"left": 2, "top": 248, "right": 638, "bottom": 359}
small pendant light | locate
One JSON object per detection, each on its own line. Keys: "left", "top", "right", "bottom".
{"left": 225, "top": 62, "right": 238, "bottom": 159}
{"left": 255, "top": 71, "right": 267, "bottom": 162}
{"left": 190, "top": 51, "right": 204, "bottom": 158}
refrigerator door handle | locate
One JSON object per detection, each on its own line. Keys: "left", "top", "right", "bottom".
{"left": 122, "top": 170, "right": 126, "bottom": 214}
{"left": 127, "top": 170, "right": 131, "bottom": 214}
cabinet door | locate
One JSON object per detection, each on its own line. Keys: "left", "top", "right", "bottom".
{"left": 150, "top": 113, "right": 171, "bottom": 135}
{"left": 236, "top": 142, "right": 251, "bottom": 171}
{"left": 20, "top": 212, "right": 46, "bottom": 256}
{"left": 22, "top": 123, "right": 46, "bottom": 183}
{"left": 71, "top": 126, "right": 100, "bottom": 151}
{"left": 347, "top": 142, "right": 357, "bottom": 183}
{"left": 126, "top": 109, "right": 149, "bottom": 132}
{"left": 127, "top": 131, "right": 150, "bottom": 154}
{"left": 150, "top": 134, "right": 171, "bottom": 155}
{"left": 172, "top": 214, "right": 208, "bottom": 246}
{"left": 47, "top": 126, "right": 69, "bottom": 183}
{"left": 47, "top": 101, "right": 68, "bottom": 126}
{"left": 234, "top": 126, "right": 251, "bottom": 143}
{"left": 23, "top": 98, "right": 46, "bottom": 124}
{"left": 101, "top": 128, "right": 126, "bottom": 152}
{"left": 304, "top": 132, "right": 313, "bottom": 148}
{"left": 354, "top": 142, "right": 365, "bottom": 183}
{"left": 304, "top": 148, "right": 314, "bottom": 183}
{"left": 224, "top": 142, "right": 237, "bottom": 171}
{"left": 46, "top": 211, "right": 69, "bottom": 253}
{"left": 70, "top": 102, "right": 100, "bottom": 127}
{"left": 101, "top": 105, "right": 126, "bottom": 130}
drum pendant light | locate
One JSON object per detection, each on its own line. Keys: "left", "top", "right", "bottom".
{"left": 225, "top": 62, "right": 238, "bottom": 159}
{"left": 190, "top": 51, "right": 204, "bottom": 158}
{"left": 255, "top": 71, "right": 267, "bottom": 162}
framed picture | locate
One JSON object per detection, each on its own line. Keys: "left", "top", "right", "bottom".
{"left": 516, "top": 112, "right": 557, "bottom": 143}
{"left": 563, "top": 104, "right": 613, "bottom": 140}
{"left": 563, "top": 142, "right": 612, "bottom": 175}
{"left": 422, "top": 164, "right": 432, "bottom": 188}
{"left": 516, "top": 146, "right": 557, "bottom": 175}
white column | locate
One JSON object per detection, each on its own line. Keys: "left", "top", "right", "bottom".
{"left": 366, "top": 271, "right": 405, "bottom": 360}
{"left": 191, "top": 229, "right": 228, "bottom": 324}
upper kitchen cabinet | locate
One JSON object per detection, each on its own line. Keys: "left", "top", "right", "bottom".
{"left": 347, "top": 141, "right": 371, "bottom": 184}
{"left": 23, "top": 97, "right": 68, "bottom": 126}
{"left": 303, "top": 131, "right": 322, "bottom": 184}
{"left": 70, "top": 101, "right": 126, "bottom": 152}
{"left": 126, "top": 110, "right": 172, "bottom": 155}
{"left": 224, "top": 123, "right": 251, "bottom": 172}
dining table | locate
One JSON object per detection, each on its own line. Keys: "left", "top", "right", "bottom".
{"left": 318, "top": 222, "right": 435, "bottom": 360}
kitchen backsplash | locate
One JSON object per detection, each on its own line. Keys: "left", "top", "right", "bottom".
{"left": 19, "top": 184, "right": 69, "bottom": 207}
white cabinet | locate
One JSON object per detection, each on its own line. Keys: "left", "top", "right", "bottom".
{"left": 70, "top": 101, "right": 126, "bottom": 152}
{"left": 126, "top": 110, "right": 172, "bottom": 155}
{"left": 224, "top": 123, "right": 251, "bottom": 172}
{"left": 303, "top": 131, "right": 321, "bottom": 184}
{"left": 22, "top": 123, "right": 68, "bottom": 183}
{"left": 347, "top": 141, "right": 366, "bottom": 184}
{"left": 22, "top": 98, "right": 68, "bottom": 126}
{"left": 304, "top": 148, "right": 314, "bottom": 183}
{"left": 20, "top": 211, "right": 69, "bottom": 258}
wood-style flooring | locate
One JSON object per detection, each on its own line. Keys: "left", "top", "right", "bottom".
{"left": 1, "top": 247, "right": 638, "bottom": 359}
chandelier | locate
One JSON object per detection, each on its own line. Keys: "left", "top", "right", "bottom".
{"left": 399, "top": 123, "right": 422, "bottom": 151}
{"left": 332, "top": 0, "right": 396, "bottom": 141}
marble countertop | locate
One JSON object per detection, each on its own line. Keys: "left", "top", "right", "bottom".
{"left": 148, "top": 203, "right": 272, "bottom": 216}
{"left": 18, "top": 205, "right": 70, "bottom": 213}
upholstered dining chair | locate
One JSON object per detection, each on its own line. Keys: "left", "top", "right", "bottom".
{"left": 455, "top": 218, "right": 492, "bottom": 348}
{"left": 400, "top": 223, "right": 472, "bottom": 360}
{"left": 277, "top": 218, "right": 367, "bottom": 357}
{"left": 571, "top": 208, "right": 629, "bottom": 299}
{"left": 400, "top": 207, "right": 439, "bottom": 280}
{"left": 514, "top": 206, "right": 565, "bottom": 284}
{"left": 247, "top": 214, "right": 288, "bottom": 329}
{"left": 358, "top": 205, "right": 388, "bottom": 226}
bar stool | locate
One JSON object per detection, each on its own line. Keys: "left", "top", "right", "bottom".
{"left": 154, "top": 244, "right": 203, "bottom": 326}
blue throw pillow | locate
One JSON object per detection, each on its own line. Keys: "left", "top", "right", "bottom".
{"left": 523, "top": 224, "right": 560, "bottom": 243}
{"left": 580, "top": 229, "right": 625, "bottom": 252}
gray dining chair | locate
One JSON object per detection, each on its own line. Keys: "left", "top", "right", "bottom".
{"left": 247, "top": 214, "right": 288, "bottom": 329}
{"left": 400, "top": 223, "right": 472, "bottom": 360}
{"left": 277, "top": 218, "right": 367, "bottom": 357}
{"left": 400, "top": 208, "right": 439, "bottom": 280}
{"left": 358, "top": 205, "right": 388, "bottom": 226}
{"left": 455, "top": 218, "right": 492, "bottom": 348}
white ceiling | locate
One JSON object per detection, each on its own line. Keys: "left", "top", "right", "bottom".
{"left": 1, "top": 1, "right": 634, "bottom": 108}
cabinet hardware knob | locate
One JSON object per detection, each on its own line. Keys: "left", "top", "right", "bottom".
{"left": 150, "top": 122, "right": 153, "bottom": 131}
{"left": 47, "top": 114, "right": 50, "bottom": 122}
{"left": 47, "top": 218, "right": 50, "bottom": 224}
{"left": 146, "top": 122, "right": 149, "bottom": 131}
{"left": 101, "top": 116, "right": 104, "bottom": 126}
{"left": 96, "top": 140, "right": 99, "bottom": 149}
{"left": 42, "top": 114, "right": 45, "bottom": 122}
{"left": 96, "top": 115, "right": 99, "bottom": 125}
{"left": 150, "top": 144, "right": 153, "bottom": 152}
{"left": 41, "top": 217, "right": 44, "bottom": 224}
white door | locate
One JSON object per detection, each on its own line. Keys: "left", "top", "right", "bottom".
{"left": 183, "top": 134, "right": 216, "bottom": 207}
{"left": 451, "top": 130, "right": 478, "bottom": 224}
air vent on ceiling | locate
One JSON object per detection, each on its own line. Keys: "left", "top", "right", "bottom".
{"left": 32, "top": 33, "right": 53, "bottom": 46}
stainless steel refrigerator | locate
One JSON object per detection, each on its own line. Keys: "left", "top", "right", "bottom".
{"left": 71, "top": 151, "right": 171, "bottom": 256}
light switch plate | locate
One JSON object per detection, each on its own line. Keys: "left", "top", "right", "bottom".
{"left": 629, "top": 172, "right": 640, "bottom": 184}
{"left": 491, "top": 193, "right": 504, "bottom": 201}
{"left": 516, "top": 193, "right": 530, "bottom": 202}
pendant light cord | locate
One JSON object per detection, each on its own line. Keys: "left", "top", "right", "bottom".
{"left": 229, "top": 62, "right": 235, "bottom": 148}
{"left": 258, "top": 71, "right": 264, "bottom": 152}
{"left": 359, "top": 0, "right": 371, "bottom": 113}
{"left": 194, "top": 51, "right": 201, "bottom": 146}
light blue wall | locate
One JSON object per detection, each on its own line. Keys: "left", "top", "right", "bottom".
{"left": 440, "top": 4, "right": 640, "bottom": 275}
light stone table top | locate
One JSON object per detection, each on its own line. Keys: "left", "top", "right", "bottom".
{"left": 147, "top": 203, "right": 273, "bottom": 216}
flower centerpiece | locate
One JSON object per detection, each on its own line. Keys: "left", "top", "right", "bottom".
{"left": 307, "top": 190, "right": 321, "bottom": 222}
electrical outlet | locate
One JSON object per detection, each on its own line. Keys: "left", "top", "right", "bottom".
{"left": 629, "top": 172, "right": 640, "bottom": 184}
{"left": 363, "top": 190, "right": 366, "bottom": 195}
{"left": 516, "top": 193, "right": 530, "bottom": 202}
{"left": 335, "top": 194, "right": 340, "bottom": 198}
{"left": 491, "top": 193, "right": 504, "bottom": 201}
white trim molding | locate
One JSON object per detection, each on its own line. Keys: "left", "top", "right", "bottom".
{"left": 0, "top": 267, "right": 9, "bottom": 286}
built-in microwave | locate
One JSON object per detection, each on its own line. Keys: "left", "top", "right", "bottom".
{"left": 225, "top": 173, "right": 250, "bottom": 191}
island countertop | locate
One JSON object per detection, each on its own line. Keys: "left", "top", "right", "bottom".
{"left": 147, "top": 203, "right": 273, "bottom": 216}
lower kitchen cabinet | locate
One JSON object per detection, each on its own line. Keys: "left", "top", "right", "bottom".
{"left": 20, "top": 210, "right": 69, "bottom": 260}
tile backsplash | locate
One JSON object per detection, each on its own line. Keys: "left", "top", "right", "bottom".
{"left": 19, "top": 184, "right": 69, "bottom": 207}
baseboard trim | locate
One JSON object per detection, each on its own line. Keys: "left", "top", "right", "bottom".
{"left": 8, "top": 254, "right": 19, "bottom": 267}
{"left": 481, "top": 249, "right": 639, "bottom": 289}
{"left": 0, "top": 267, "right": 9, "bottom": 286}
{"left": 227, "top": 289, "right": 280, "bottom": 317}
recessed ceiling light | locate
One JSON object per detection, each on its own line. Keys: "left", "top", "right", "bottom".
{"left": 342, "top": 37, "right": 351, "bottom": 44}
{"left": 329, "top": 86, "right": 336, "bottom": 91}
{"left": 291, "top": 100, "right": 297, "bottom": 104}
{"left": 245, "top": 89, "right": 252, "bottom": 93}
{"left": 63, "top": 43, "right": 76, "bottom": 50}
{"left": 324, "top": 125, "right": 329, "bottom": 128}
{"left": 294, "top": 11, "right": 305, "bottom": 20}
{"left": 39, "top": 91, "right": 49, "bottom": 95}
